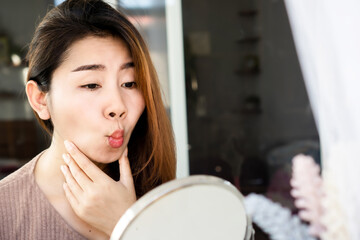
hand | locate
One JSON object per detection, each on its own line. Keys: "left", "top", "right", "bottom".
{"left": 60, "top": 140, "right": 136, "bottom": 236}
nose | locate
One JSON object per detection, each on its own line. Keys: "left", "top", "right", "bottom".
{"left": 104, "top": 88, "right": 127, "bottom": 119}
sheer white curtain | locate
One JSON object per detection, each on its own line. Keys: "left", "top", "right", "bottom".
{"left": 284, "top": 0, "right": 360, "bottom": 239}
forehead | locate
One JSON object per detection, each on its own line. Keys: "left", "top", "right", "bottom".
{"left": 51, "top": 35, "right": 133, "bottom": 83}
{"left": 63, "top": 35, "right": 131, "bottom": 64}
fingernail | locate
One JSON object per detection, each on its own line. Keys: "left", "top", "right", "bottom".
{"left": 62, "top": 153, "right": 70, "bottom": 164}
{"left": 64, "top": 140, "right": 74, "bottom": 151}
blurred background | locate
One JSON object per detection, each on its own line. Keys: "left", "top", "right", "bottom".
{"left": 0, "top": 0, "right": 320, "bottom": 237}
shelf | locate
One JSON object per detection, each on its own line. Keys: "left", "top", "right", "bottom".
{"left": 0, "top": 91, "right": 17, "bottom": 99}
{"left": 237, "top": 36, "right": 261, "bottom": 44}
{"left": 238, "top": 10, "right": 258, "bottom": 17}
{"left": 241, "top": 95, "right": 262, "bottom": 115}
{"left": 235, "top": 69, "right": 260, "bottom": 76}
{"left": 241, "top": 108, "right": 262, "bottom": 115}
{"left": 236, "top": 54, "right": 260, "bottom": 75}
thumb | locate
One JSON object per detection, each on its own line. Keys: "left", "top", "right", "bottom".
{"left": 118, "top": 148, "right": 135, "bottom": 191}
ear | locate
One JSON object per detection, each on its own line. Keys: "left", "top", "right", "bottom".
{"left": 26, "top": 81, "right": 51, "bottom": 120}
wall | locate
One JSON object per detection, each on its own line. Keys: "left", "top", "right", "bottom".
{"left": 0, "top": 0, "right": 50, "bottom": 120}
{"left": 182, "top": 0, "right": 245, "bottom": 179}
{"left": 0, "top": 0, "right": 50, "bottom": 48}
{"left": 182, "top": 0, "right": 318, "bottom": 182}
{"left": 258, "top": 0, "right": 318, "bottom": 150}
{"left": 0, "top": 0, "right": 51, "bottom": 157}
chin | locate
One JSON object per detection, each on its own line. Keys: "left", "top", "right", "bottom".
{"left": 79, "top": 142, "right": 124, "bottom": 163}
{"left": 89, "top": 152, "right": 122, "bottom": 164}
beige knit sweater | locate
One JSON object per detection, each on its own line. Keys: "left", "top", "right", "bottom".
{"left": 0, "top": 153, "right": 87, "bottom": 239}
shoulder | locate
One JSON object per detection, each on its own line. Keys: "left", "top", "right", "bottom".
{"left": 0, "top": 156, "right": 39, "bottom": 214}
{"left": 0, "top": 152, "right": 88, "bottom": 239}
{"left": 0, "top": 154, "right": 38, "bottom": 237}
{"left": 0, "top": 157, "right": 37, "bottom": 191}
{"left": 0, "top": 153, "right": 42, "bottom": 210}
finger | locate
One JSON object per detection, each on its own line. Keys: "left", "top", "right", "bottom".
{"left": 61, "top": 164, "right": 84, "bottom": 196}
{"left": 63, "top": 153, "right": 92, "bottom": 190}
{"left": 64, "top": 140, "right": 104, "bottom": 182}
{"left": 63, "top": 182, "right": 80, "bottom": 209}
{"left": 118, "top": 148, "right": 134, "bottom": 190}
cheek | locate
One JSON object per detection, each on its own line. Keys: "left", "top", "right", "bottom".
{"left": 48, "top": 91, "right": 98, "bottom": 134}
{"left": 127, "top": 93, "right": 145, "bottom": 129}
{"left": 134, "top": 94, "right": 146, "bottom": 121}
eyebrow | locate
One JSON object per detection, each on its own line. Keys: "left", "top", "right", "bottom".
{"left": 71, "top": 62, "right": 134, "bottom": 72}
{"left": 72, "top": 64, "right": 105, "bottom": 72}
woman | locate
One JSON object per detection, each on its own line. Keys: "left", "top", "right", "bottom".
{"left": 0, "top": 0, "right": 176, "bottom": 239}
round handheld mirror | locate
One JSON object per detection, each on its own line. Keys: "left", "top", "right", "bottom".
{"left": 110, "top": 175, "right": 254, "bottom": 240}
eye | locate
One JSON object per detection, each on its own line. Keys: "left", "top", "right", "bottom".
{"left": 81, "top": 83, "right": 101, "bottom": 90}
{"left": 122, "top": 82, "right": 137, "bottom": 89}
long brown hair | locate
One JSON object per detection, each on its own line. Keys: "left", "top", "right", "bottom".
{"left": 26, "top": 0, "right": 176, "bottom": 197}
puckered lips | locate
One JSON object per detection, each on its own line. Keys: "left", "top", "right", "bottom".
{"left": 108, "top": 129, "right": 124, "bottom": 148}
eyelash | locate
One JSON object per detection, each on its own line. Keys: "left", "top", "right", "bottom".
{"left": 81, "top": 82, "right": 137, "bottom": 90}
{"left": 121, "top": 82, "right": 137, "bottom": 89}
{"left": 82, "top": 83, "right": 100, "bottom": 90}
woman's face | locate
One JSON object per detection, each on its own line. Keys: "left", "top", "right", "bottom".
{"left": 47, "top": 36, "right": 145, "bottom": 163}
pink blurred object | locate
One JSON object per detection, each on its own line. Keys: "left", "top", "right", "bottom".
{"left": 290, "top": 154, "right": 326, "bottom": 237}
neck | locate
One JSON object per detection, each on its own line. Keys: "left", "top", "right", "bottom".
{"left": 33, "top": 136, "right": 109, "bottom": 239}
{"left": 34, "top": 135, "right": 67, "bottom": 196}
